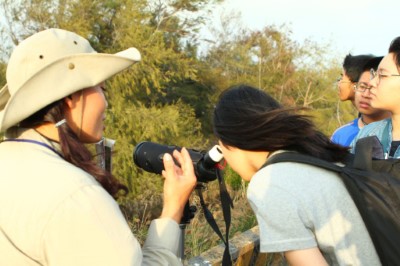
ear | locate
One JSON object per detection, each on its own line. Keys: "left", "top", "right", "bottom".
{"left": 64, "top": 95, "right": 74, "bottom": 109}
{"left": 64, "top": 91, "right": 81, "bottom": 109}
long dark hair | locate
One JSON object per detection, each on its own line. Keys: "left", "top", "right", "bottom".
{"left": 213, "top": 84, "right": 349, "bottom": 162}
{"left": 20, "top": 99, "right": 127, "bottom": 199}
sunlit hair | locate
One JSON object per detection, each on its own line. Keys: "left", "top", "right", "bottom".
{"left": 389, "top": 36, "right": 400, "bottom": 72}
{"left": 363, "top": 56, "right": 383, "bottom": 72}
{"left": 343, "top": 54, "right": 376, "bottom": 82}
{"left": 20, "top": 98, "right": 127, "bottom": 199}
{"left": 213, "top": 84, "right": 349, "bottom": 162}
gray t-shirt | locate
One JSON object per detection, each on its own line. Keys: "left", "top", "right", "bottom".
{"left": 247, "top": 153, "right": 381, "bottom": 266}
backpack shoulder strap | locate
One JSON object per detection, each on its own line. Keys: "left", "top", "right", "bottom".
{"left": 353, "top": 136, "right": 385, "bottom": 171}
{"left": 262, "top": 152, "right": 344, "bottom": 174}
{"left": 264, "top": 137, "right": 384, "bottom": 173}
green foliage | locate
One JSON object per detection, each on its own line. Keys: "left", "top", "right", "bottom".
{"left": 156, "top": 80, "right": 217, "bottom": 136}
{"left": 0, "top": 62, "right": 5, "bottom": 85}
{"left": 198, "top": 18, "right": 353, "bottom": 136}
{"left": 199, "top": 23, "right": 299, "bottom": 96}
{"left": 222, "top": 165, "right": 243, "bottom": 191}
{"left": 105, "top": 98, "right": 206, "bottom": 196}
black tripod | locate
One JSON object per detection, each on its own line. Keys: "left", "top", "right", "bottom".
{"left": 177, "top": 172, "right": 233, "bottom": 265}
{"left": 178, "top": 201, "right": 197, "bottom": 261}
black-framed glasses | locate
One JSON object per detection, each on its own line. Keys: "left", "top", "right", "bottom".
{"left": 354, "top": 82, "right": 371, "bottom": 93}
{"left": 370, "top": 68, "right": 400, "bottom": 85}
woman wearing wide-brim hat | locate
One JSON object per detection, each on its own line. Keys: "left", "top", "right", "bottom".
{"left": 0, "top": 28, "right": 196, "bottom": 265}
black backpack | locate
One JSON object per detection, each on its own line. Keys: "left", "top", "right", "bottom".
{"left": 263, "top": 136, "right": 400, "bottom": 266}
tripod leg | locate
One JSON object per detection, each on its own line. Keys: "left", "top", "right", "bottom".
{"left": 178, "top": 224, "right": 186, "bottom": 261}
{"left": 178, "top": 202, "right": 197, "bottom": 261}
{"left": 178, "top": 202, "right": 191, "bottom": 261}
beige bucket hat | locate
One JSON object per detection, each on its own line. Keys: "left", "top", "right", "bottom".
{"left": 0, "top": 28, "right": 141, "bottom": 132}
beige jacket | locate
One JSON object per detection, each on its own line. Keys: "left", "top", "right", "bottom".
{"left": 0, "top": 128, "right": 182, "bottom": 265}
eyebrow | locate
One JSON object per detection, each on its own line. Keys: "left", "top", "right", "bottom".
{"left": 377, "top": 67, "right": 389, "bottom": 73}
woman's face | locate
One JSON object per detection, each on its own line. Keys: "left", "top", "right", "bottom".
{"left": 369, "top": 53, "right": 400, "bottom": 114}
{"left": 218, "top": 141, "right": 268, "bottom": 182}
{"left": 65, "top": 82, "right": 108, "bottom": 143}
{"left": 218, "top": 141, "right": 250, "bottom": 181}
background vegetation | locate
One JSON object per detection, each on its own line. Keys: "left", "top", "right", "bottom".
{"left": 0, "top": 0, "right": 357, "bottom": 260}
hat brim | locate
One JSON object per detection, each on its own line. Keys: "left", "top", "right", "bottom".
{"left": 0, "top": 47, "right": 140, "bottom": 131}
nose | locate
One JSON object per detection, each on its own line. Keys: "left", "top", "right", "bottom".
{"left": 361, "top": 88, "right": 372, "bottom": 97}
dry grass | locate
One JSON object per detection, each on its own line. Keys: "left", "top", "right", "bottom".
{"left": 120, "top": 175, "right": 289, "bottom": 265}
{"left": 120, "top": 173, "right": 258, "bottom": 259}
{"left": 183, "top": 181, "right": 258, "bottom": 257}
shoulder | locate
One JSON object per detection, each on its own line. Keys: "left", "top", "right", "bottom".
{"left": 33, "top": 144, "right": 100, "bottom": 187}
{"left": 43, "top": 171, "right": 120, "bottom": 230}
{"left": 49, "top": 184, "right": 125, "bottom": 224}
{"left": 0, "top": 137, "right": 98, "bottom": 187}
{"left": 255, "top": 160, "right": 339, "bottom": 181}
{"left": 351, "top": 118, "right": 391, "bottom": 149}
{"left": 331, "top": 118, "right": 360, "bottom": 146}
{"left": 360, "top": 118, "right": 390, "bottom": 135}
{"left": 331, "top": 118, "right": 358, "bottom": 138}
{"left": 249, "top": 155, "right": 346, "bottom": 199}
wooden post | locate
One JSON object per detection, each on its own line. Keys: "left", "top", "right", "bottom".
{"left": 187, "top": 226, "right": 271, "bottom": 266}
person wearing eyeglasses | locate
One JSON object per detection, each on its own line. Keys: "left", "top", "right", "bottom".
{"left": 353, "top": 57, "right": 390, "bottom": 126}
{"left": 337, "top": 54, "right": 377, "bottom": 104}
{"left": 351, "top": 37, "right": 400, "bottom": 158}
{"left": 332, "top": 55, "right": 385, "bottom": 146}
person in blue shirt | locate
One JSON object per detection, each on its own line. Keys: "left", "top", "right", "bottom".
{"left": 331, "top": 56, "right": 389, "bottom": 146}
{"left": 337, "top": 54, "right": 375, "bottom": 104}
{"left": 352, "top": 36, "right": 400, "bottom": 158}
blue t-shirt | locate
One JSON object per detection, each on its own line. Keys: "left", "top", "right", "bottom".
{"left": 331, "top": 118, "right": 359, "bottom": 147}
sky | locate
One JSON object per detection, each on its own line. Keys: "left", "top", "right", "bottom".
{"left": 203, "top": 0, "right": 399, "bottom": 59}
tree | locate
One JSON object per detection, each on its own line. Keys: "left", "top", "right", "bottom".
{"left": 0, "top": 0, "right": 221, "bottom": 195}
{"left": 197, "top": 13, "right": 354, "bottom": 136}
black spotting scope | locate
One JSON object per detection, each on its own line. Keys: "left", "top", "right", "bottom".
{"left": 133, "top": 141, "right": 224, "bottom": 183}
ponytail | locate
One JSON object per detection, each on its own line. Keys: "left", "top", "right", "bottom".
{"left": 21, "top": 99, "right": 127, "bottom": 198}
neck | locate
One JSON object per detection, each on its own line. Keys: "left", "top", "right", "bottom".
{"left": 247, "top": 150, "right": 271, "bottom": 170}
{"left": 34, "top": 123, "right": 60, "bottom": 142}
{"left": 360, "top": 111, "right": 391, "bottom": 128}
{"left": 360, "top": 116, "right": 368, "bottom": 126}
